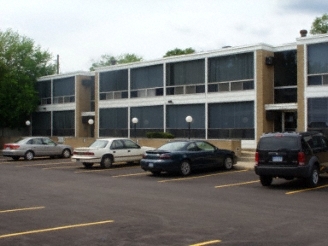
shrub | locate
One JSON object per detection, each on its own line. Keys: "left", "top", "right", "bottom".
{"left": 146, "top": 132, "right": 175, "bottom": 139}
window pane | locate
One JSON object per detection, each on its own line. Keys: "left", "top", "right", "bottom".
{"left": 53, "top": 77, "right": 75, "bottom": 96}
{"left": 208, "top": 52, "right": 254, "bottom": 82}
{"left": 308, "top": 75, "right": 322, "bottom": 86}
{"left": 274, "top": 88, "right": 297, "bottom": 103}
{"left": 274, "top": 50, "right": 297, "bottom": 87}
{"left": 99, "top": 70, "right": 128, "bottom": 92}
{"left": 166, "top": 59, "right": 205, "bottom": 86}
{"left": 131, "top": 65, "right": 163, "bottom": 89}
{"left": 308, "top": 42, "right": 328, "bottom": 74}
{"left": 131, "top": 106, "right": 163, "bottom": 128}
{"left": 167, "top": 104, "right": 205, "bottom": 129}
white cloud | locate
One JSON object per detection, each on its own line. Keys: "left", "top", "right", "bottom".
{"left": 1, "top": 0, "right": 326, "bottom": 73}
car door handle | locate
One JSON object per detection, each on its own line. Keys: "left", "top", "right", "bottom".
{"left": 128, "top": 150, "right": 131, "bottom": 152}
{"left": 113, "top": 151, "right": 116, "bottom": 153}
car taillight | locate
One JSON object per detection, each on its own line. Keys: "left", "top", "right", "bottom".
{"left": 255, "top": 152, "right": 259, "bottom": 166}
{"left": 159, "top": 153, "right": 171, "bottom": 159}
{"left": 4, "top": 144, "right": 20, "bottom": 150}
{"left": 298, "top": 152, "right": 305, "bottom": 166}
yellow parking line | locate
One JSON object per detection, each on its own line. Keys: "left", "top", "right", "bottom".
{"left": 112, "top": 172, "right": 147, "bottom": 178}
{"left": 0, "top": 220, "right": 114, "bottom": 239}
{"left": 158, "top": 170, "right": 247, "bottom": 183}
{"left": 74, "top": 165, "right": 138, "bottom": 174}
{"left": 215, "top": 180, "right": 259, "bottom": 188}
{"left": 0, "top": 206, "right": 45, "bottom": 213}
{"left": 19, "top": 161, "right": 72, "bottom": 167}
{"left": 286, "top": 184, "right": 328, "bottom": 195}
{"left": 190, "top": 239, "right": 222, "bottom": 246}
{"left": 43, "top": 166, "right": 77, "bottom": 170}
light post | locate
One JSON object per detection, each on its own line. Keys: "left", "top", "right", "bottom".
{"left": 185, "top": 116, "right": 193, "bottom": 139}
{"left": 25, "top": 120, "right": 31, "bottom": 136}
{"left": 132, "top": 117, "right": 138, "bottom": 139}
{"left": 88, "top": 118, "right": 94, "bottom": 137}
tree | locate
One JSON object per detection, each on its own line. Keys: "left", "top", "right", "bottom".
{"left": 90, "top": 53, "right": 143, "bottom": 71}
{"left": 0, "top": 29, "right": 56, "bottom": 128}
{"left": 163, "top": 48, "right": 195, "bottom": 57}
{"left": 310, "top": 13, "right": 328, "bottom": 34}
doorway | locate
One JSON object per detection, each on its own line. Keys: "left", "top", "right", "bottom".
{"left": 273, "top": 111, "right": 297, "bottom": 132}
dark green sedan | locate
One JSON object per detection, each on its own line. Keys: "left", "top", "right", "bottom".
{"left": 140, "top": 140, "right": 237, "bottom": 176}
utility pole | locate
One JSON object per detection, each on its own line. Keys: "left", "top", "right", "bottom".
{"left": 56, "top": 54, "right": 59, "bottom": 74}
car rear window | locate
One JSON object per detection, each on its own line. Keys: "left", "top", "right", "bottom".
{"left": 258, "top": 136, "right": 299, "bottom": 151}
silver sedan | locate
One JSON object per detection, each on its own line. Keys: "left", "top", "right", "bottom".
{"left": 2, "top": 137, "right": 73, "bottom": 160}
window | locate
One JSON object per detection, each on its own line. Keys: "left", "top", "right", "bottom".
{"left": 208, "top": 101, "right": 254, "bottom": 139}
{"left": 166, "top": 59, "right": 205, "bottom": 86}
{"left": 99, "top": 70, "right": 128, "bottom": 100}
{"left": 53, "top": 110, "right": 75, "bottom": 136}
{"left": 308, "top": 98, "right": 328, "bottom": 126}
{"left": 307, "top": 42, "right": 328, "bottom": 87}
{"left": 99, "top": 108, "right": 128, "bottom": 137}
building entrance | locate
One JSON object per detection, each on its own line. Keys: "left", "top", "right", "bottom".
{"left": 273, "top": 111, "right": 297, "bottom": 132}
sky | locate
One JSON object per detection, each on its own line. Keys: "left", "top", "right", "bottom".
{"left": 1, "top": 0, "right": 328, "bottom": 73}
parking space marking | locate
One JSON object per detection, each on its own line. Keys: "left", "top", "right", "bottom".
{"left": 74, "top": 165, "right": 138, "bottom": 174}
{"left": 0, "top": 206, "right": 45, "bottom": 213}
{"left": 18, "top": 161, "right": 73, "bottom": 167}
{"left": 190, "top": 239, "right": 222, "bottom": 245}
{"left": 0, "top": 219, "right": 114, "bottom": 239}
{"left": 43, "top": 166, "right": 77, "bottom": 170}
{"left": 158, "top": 170, "right": 248, "bottom": 183}
{"left": 286, "top": 184, "right": 328, "bottom": 195}
{"left": 112, "top": 172, "right": 147, "bottom": 178}
{"left": 215, "top": 180, "right": 259, "bottom": 188}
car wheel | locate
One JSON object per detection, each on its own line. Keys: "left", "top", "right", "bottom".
{"left": 12, "top": 156, "right": 20, "bottom": 161}
{"left": 101, "top": 156, "right": 113, "bottom": 168}
{"left": 83, "top": 163, "right": 94, "bottom": 168}
{"left": 223, "top": 156, "right": 233, "bottom": 170}
{"left": 180, "top": 160, "right": 191, "bottom": 176}
{"left": 306, "top": 166, "right": 319, "bottom": 187}
{"left": 62, "top": 149, "right": 71, "bottom": 158}
{"left": 260, "top": 175, "right": 273, "bottom": 186}
{"left": 24, "top": 151, "right": 34, "bottom": 161}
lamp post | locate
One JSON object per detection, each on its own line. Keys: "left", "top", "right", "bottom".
{"left": 25, "top": 120, "right": 31, "bottom": 136}
{"left": 185, "top": 116, "right": 193, "bottom": 139}
{"left": 88, "top": 119, "right": 94, "bottom": 137}
{"left": 132, "top": 117, "right": 138, "bottom": 139}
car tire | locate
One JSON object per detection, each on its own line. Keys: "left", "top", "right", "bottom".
{"left": 62, "top": 149, "right": 71, "bottom": 158}
{"left": 260, "top": 175, "right": 273, "bottom": 186}
{"left": 24, "top": 151, "right": 34, "bottom": 161}
{"left": 101, "top": 156, "right": 113, "bottom": 168}
{"left": 12, "top": 156, "right": 20, "bottom": 161}
{"left": 180, "top": 160, "right": 191, "bottom": 176}
{"left": 83, "top": 163, "right": 94, "bottom": 168}
{"left": 224, "top": 156, "right": 233, "bottom": 170}
{"left": 306, "top": 166, "right": 319, "bottom": 187}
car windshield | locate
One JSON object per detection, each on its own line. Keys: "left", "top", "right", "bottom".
{"left": 258, "top": 136, "right": 299, "bottom": 151}
{"left": 89, "top": 140, "right": 108, "bottom": 148}
{"left": 157, "top": 142, "right": 187, "bottom": 151}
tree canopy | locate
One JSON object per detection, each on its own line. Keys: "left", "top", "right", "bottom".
{"left": 90, "top": 53, "right": 143, "bottom": 71}
{"left": 310, "top": 13, "right": 328, "bottom": 34}
{"left": 163, "top": 48, "right": 195, "bottom": 57}
{"left": 0, "top": 29, "right": 56, "bottom": 128}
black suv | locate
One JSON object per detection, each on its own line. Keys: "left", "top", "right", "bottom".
{"left": 255, "top": 132, "right": 328, "bottom": 187}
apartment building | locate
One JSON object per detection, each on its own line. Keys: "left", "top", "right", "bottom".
{"left": 33, "top": 31, "right": 328, "bottom": 148}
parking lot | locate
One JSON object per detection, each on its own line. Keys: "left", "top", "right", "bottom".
{"left": 1, "top": 156, "right": 328, "bottom": 245}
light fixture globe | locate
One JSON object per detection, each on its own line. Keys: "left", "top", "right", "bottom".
{"left": 25, "top": 120, "right": 31, "bottom": 126}
{"left": 132, "top": 117, "right": 138, "bottom": 124}
{"left": 185, "top": 116, "right": 193, "bottom": 123}
{"left": 88, "top": 119, "right": 94, "bottom": 125}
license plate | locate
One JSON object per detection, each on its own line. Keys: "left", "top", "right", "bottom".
{"left": 148, "top": 163, "right": 154, "bottom": 168}
{"left": 272, "top": 156, "right": 283, "bottom": 162}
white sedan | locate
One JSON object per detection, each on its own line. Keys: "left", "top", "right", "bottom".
{"left": 71, "top": 138, "right": 154, "bottom": 168}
